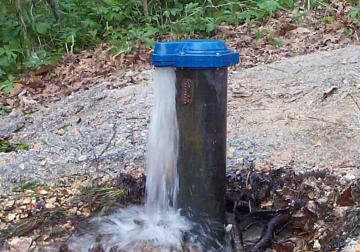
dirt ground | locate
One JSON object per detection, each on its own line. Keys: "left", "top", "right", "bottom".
{"left": 227, "top": 45, "right": 360, "bottom": 176}
{"left": 1, "top": 45, "right": 359, "bottom": 196}
{"left": 0, "top": 45, "right": 359, "bottom": 251}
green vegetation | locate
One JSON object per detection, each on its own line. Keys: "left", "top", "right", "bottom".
{"left": 17, "top": 181, "right": 44, "bottom": 191}
{"left": 251, "top": 28, "right": 285, "bottom": 46}
{"left": 77, "top": 183, "right": 125, "bottom": 214}
{"left": 0, "top": 0, "right": 359, "bottom": 94}
{"left": 0, "top": 140, "right": 29, "bottom": 153}
{"left": 0, "top": 105, "right": 12, "bottom": 116}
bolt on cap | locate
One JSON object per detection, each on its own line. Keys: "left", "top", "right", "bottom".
{"left": 151, "top": 39, "right": 240, "bottom": 69}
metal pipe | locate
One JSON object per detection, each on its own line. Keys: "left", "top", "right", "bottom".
{"left": 151, "top": 39, "right": 239, "bottom": 251}
{"left": 176, "top": 68, "right": 228, "bottom": 250}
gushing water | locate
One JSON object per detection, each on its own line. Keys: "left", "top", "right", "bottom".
{"left": 68, "top": 68, "right": 193, "bottom": 252}
{"left": 145, "top": 68, "right": 179, "bottom": 213}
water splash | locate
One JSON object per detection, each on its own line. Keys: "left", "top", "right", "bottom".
{"left": 68, "top": 68, "right": 194, "bottom": 252}
{"left": 68, "top": 206, "right": 191, "bottom": 252}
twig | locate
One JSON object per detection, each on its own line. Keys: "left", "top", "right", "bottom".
{"left": 126, "top": 117, "right": 146, "bottom": 120}
{"left": 239, "top": 222, "right": 260, "bottom": 247}
{"left": 44, "top": 0, "right": 61, "bottom": 21}
{"left": 289, "top": 115, "right": 360, "bottom": 131}
{"left": 265, "top": 66, "right": 288, "bottom": 74}
{"left": 27, "top": 235, "right": 41, "bottom": 252}
{"left": 15, "top": 0, "right": 29, "bottom": 55}
{"left": 251, "top": 213, "right": 291, "bottom": 252}
{"left": 225, "top": 212, "right": 240, "bottom": 250}
{"left": 349, "top": 94, "right": 360, "bottom": 112}
{"left": 246, "top": 170, "right": 252, "bottom": 189}
{"left": 96, "top": 123, "right": 117, "bottom": 159}
{"left": 349, "top": 94, "right": 360, "bottom": 127}
{"left": 65, "top": 43, "right": 69, "bottom": 55}
{"left": 142, "top": 0, "right": 149, "bottom": 16}
{"left": 70, "top": 35, "right": 75, "bottom": 54}
{"left": 77, "top": 123, "right": 117, "bottom": 175}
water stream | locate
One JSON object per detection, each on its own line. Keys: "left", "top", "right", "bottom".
{"left": 68, "top": 68, "right": 194, "bottom": 252}
{"left": 145, "top": 67, "right": 179, "bottom": 213}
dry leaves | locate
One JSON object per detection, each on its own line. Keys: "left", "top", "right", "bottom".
{"left": 0, "top": 173, "right": 145, "bottom": 250}
{"left": 0, "top": 43, "right": 150, "bottom": 112}
{"left": 1, "top": 2, "right": 359, "bottom": 114}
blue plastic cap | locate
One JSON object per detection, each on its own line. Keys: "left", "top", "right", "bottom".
{"left": 151, "top": 39, "right": 239, "bottom": 69}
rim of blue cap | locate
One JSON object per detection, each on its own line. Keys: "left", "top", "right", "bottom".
{"left": 151, "top": 39, "right": 239, "bottom": 68}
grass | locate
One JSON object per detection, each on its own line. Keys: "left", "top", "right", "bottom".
{"left": 0, "top": 140, "right": 29, "bottom": 153}
{"left": 77, "top": 183, "right": 125, "bottom": 214}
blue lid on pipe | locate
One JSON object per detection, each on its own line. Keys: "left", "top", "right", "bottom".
{"left": 151, "top": 39, "right": 239, "bottom": 68}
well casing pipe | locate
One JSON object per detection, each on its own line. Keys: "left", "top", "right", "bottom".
{"left": 151, "top": 40, "right": 239, "bottom": 250}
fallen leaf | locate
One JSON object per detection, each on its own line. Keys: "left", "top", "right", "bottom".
{"left": 38, "top": 189, "right": 48, "bottom": 195}
{"left": 272, "top": 242, "right": 295, "bottom": 252}
{"left": 336, "top": 186, "right": 354, "bottom": 206}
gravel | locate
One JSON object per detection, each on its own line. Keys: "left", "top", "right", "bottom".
{"left": 0, "top": 46, "right": 359, "bottom": 196}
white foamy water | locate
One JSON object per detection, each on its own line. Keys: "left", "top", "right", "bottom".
{"left": 68, "top": 68, "right": 193, "bottom": 252}
{"left": 145, "top": 67, "right": 179, "bottom": 213}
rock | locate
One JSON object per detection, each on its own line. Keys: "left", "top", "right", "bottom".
{"left": 306, "top": 200, "right": 317, "bottom": 214}
{"left": 6, "top": 236, "right": 33, "bottom": 252}
{"left": 4, "top": 199, "right": 15, "bottom": 208}
{"left": 7, "top": 213, "right": 17, "bottom": 222}
{"left": 19, "top": 163, "right": 25, "bottom": 170}
{"left": 226, "top": 147, "right": 235, "bottom": 158}
{"left": 237, "top": 157, "right": 244, "bottom": 166}
{"left": 313, "top": 239, "right": 321, "bottom": 250}
{"left": 78, "top": 155, "right": 87, "bottom": 162}
{"left": 341, "top": 237, "right": 360, "bottom": 252}
{"left": 316, "top": 196, "right": 328, "bottom": 205}
{"left": 340, "top": 173, "right": 356, "bottom": 185}
{"left": 45, "top": 203, "right": 56, "bottom": 209}
{"left": 19, "top": 213, "right": 28, "bottom": 219}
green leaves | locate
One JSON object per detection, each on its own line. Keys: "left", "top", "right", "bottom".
{"left": 348, "top": 5, "right": 360, "bottom": 23}
{"left": 0, "top": 74, "right": 16, "bottom": 94}
{"left": 23, "top": 50, "right": 53, "bottom": 70}
{"left": 258, "top": 0, "right": 281, "bottom": 16}
{"left": 0, "top": 105, "right": 11, "bottom": 116}
{"left": 35, "top": 22, "right": 51, "bottom": 34}
{"left": 0, "top": 140, "right": 29, "bottom": 153}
